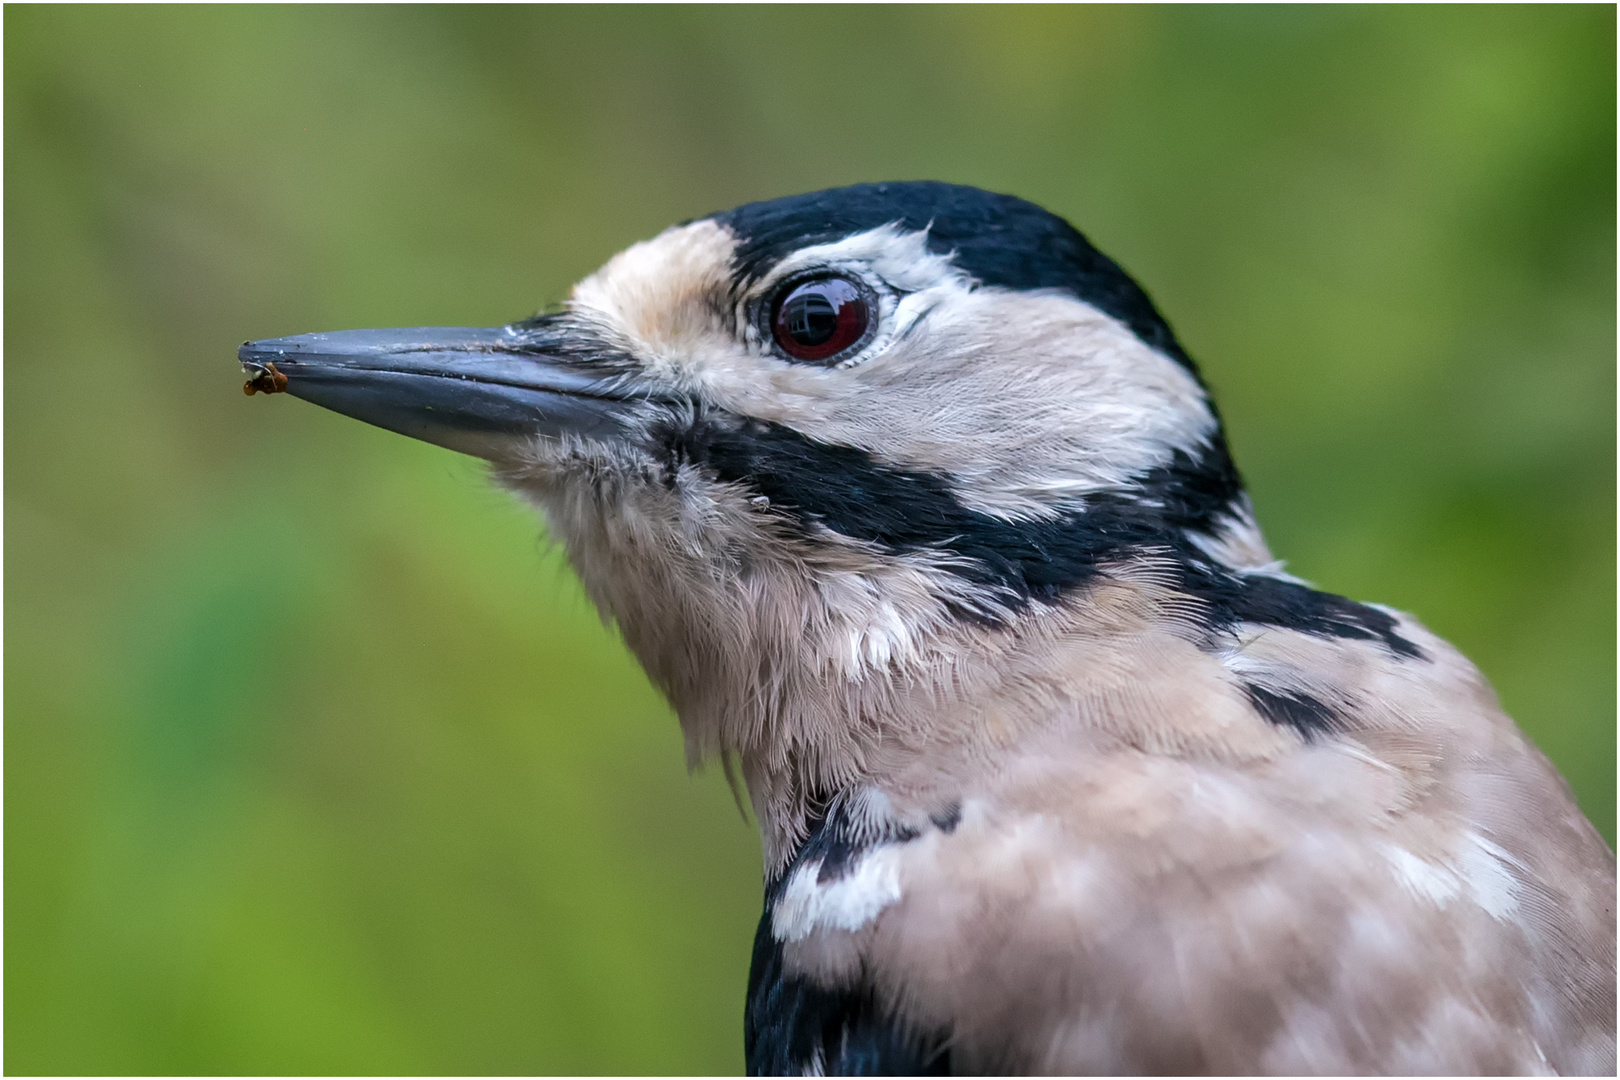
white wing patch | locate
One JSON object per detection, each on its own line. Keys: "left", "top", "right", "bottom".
{"left": 1455, "top": 832, "right": 1525, "bottom": 922}
{"left": 772, "top": 847, "right": 904, "bottom": 943}
{"left": 1381, "top": 832, "right": 1523, "bottom": 922}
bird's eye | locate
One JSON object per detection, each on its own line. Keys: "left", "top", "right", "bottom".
{"left": 770, "top": 276, "right": 871, "bottom": 364}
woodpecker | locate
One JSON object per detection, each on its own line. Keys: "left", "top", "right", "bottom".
{"left": 241, "top": 182, "right": 1615, "bottom": 1075}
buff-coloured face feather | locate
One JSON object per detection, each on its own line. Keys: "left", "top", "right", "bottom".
{"left": 241, "top": 182, "right": 1614, "bottom": 1076}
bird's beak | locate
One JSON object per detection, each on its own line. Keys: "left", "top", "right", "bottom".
{"left": 238, "top": 325, "right": 649, "bottom": 460}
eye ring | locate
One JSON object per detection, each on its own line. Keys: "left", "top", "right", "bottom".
{"left": 768, "top": 274, "right": 875, "bottom": 365}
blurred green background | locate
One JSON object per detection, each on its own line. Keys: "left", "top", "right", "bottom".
{"left": 6, "top": 5, "right": 1613, "bottom": 1074}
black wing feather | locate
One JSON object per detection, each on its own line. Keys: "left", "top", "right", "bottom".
{"left": 745, "top": 912, "right": 950, "bottom": 1076}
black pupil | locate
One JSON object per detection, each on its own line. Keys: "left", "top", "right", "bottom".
{"left": 783, "top": 290, "right": 839, "bottom": 346}
{"left": 772, "top": 276, "right": 867, "bottom": 362}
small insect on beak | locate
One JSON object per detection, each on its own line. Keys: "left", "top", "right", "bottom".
{"left": 242, "top": 358, "right": 288, "bottom": 396}
{"left": 238, "top": 325, "right": 658, "bottom": 460}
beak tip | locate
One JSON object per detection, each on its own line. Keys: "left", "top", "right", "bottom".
{"left": 230, "top": 325, "right": 637, "bottom": 456}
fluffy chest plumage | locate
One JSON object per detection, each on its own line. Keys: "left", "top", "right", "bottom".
{"left": 743, "top": 625, "right": 1611, "bottom": 1074}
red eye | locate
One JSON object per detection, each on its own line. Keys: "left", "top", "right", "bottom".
{"left": 771, "top": 277, "right": 871, "bottom": 363}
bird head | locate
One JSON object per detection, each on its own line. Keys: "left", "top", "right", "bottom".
{"left": 243, "top": 182, "right": 1309, "bottom": 819}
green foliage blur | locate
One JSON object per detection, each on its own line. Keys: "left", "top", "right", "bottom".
{"left": 6, "top": 5, "right": 1613, "bottom": 1074}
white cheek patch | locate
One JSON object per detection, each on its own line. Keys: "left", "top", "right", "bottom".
{"left": 1380, "top": 832, "right": 1522, "bottom": 922}
{"left": 771, "top": 847, "right": 904, "bottom": 943}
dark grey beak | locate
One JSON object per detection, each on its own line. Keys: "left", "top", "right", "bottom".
{"left": 238, "top": 326, "right": 647, "bottom": 459}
